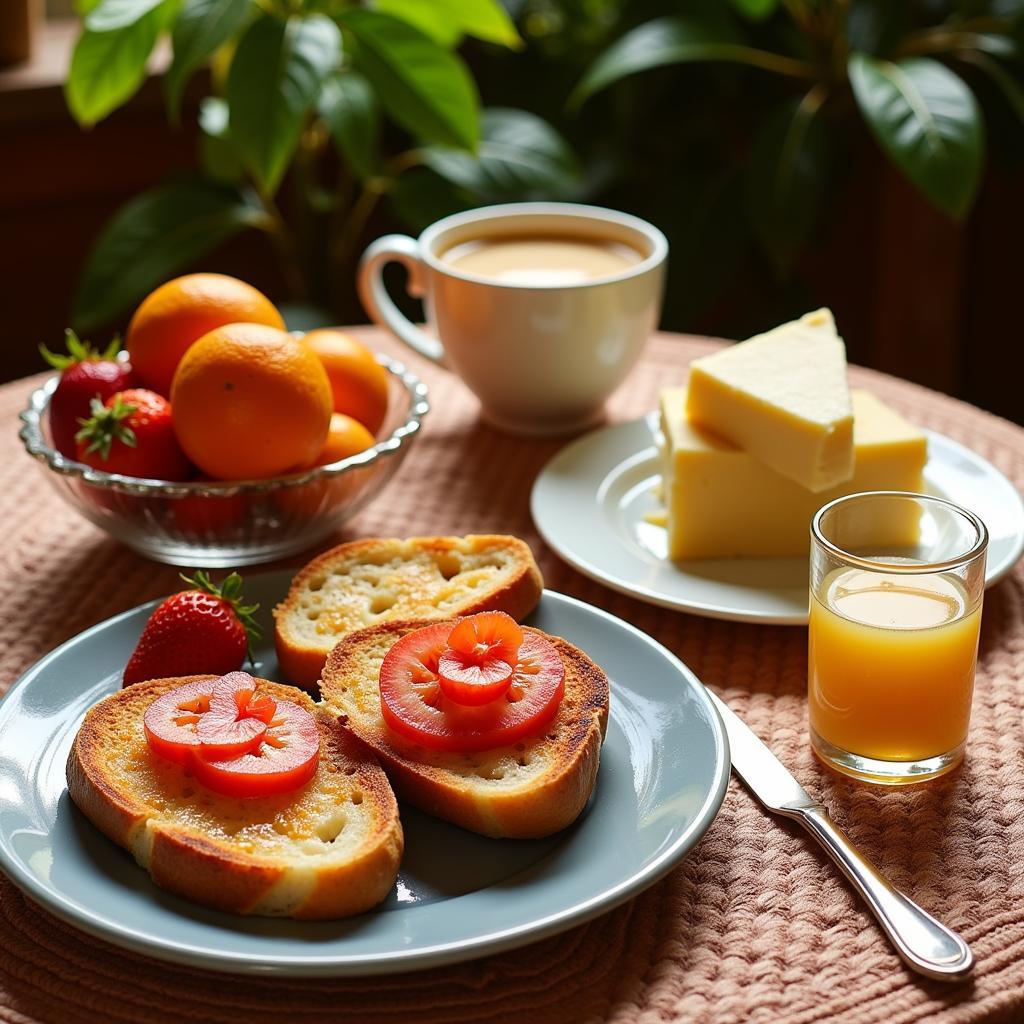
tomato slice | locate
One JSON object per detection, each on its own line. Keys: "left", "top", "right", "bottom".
{"left": 196, "top": 673, "right": 273, "bottom": 761}
{"left": 143, "top": 674, "right": 318, "bottom": 800}
{"left": 214, "top": 671, "right": 278, "bottom": 724}
{"left": 445, "top": 612, "right": 523, "bottom": 665}
{"left": 143, "top": 679, "right": 217, "bottom": 765}
{"left": 191, "top": 701, "right": 321, "bottom": 798}
{"left": 379, "top": 624, "right": 565, "bottom": 752}
{"left": 437, "top": 651, "right": 513, "bottom": 705}
{"left": 436, "top": 612, "right": 523, "bottom": 705}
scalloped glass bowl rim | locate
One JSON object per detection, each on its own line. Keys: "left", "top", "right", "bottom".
{"left": 18, "top": 351, "right": 430, "bottom": 496}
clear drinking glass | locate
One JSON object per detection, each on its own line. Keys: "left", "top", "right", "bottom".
{"left": 808, "top": 491, "right": 988, "bottom": 785}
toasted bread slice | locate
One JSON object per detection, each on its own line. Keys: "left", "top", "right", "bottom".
{"left": 66, "top": 677, "right": 403, "bottom": 918}
{"left": 319, "top": 620, "right": 609, "bottom": 839}
{"left": 274, "top": 535, "right": 544, "bottom": 689}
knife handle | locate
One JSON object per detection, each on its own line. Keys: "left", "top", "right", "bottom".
{"left": 785, "top": 803, "right": 973, "bottom": 982}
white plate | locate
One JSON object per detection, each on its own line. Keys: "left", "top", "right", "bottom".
{"left": 0, "top": 574, "right": 729, "bottom": 976}
{"left": 531, "top": 413, "right": 1024, "bottom": 625}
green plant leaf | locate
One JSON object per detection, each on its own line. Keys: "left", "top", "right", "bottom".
{"left": 744, "top": 90, "right": 828, "bottom": 275}
{"left": 728, "top": 0, "right": 778, "bottom": 21}
{"left": 341, "top": 9, "right": 480, "bottom": 150}
{"left": 198, "top": 96, "right": 246, "bottom": 182}
{"left": 387, "top": 167, "right": 471, "bottom": 232}
{"left": 84, "top": 0, "right": 165, "bottom": 32}
{"left": 165, "top": 0, "right": 253, "bottom": 118}
{"left": 958, "top": 50, "right": 1024, "bottom": 122}
{"left": 227, "top": 14, "right": 342, "bottom": 195}
{"left": 419, "top": 107, "right": 580, "bottom": 199}
{"left": 319, "top": 71, "right": 380, "bottom": 180}
{"left": 72, "top": 178, "right": 267, "bottom": 330}
{"left": 849, "top": 53, "right": 984, "bottom": 219}
{"left": 374, "top": 0, "right": 521, "bottom": 49}
{"left": 572, "top": 15, "right": 812, "bottom": 105}
{"left": 65, "top": 10, "right": 164, "bottom": 125}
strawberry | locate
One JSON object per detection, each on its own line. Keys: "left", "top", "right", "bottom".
{"left": 75, "top": 388, "right": 192, "bottom": 480}
{"left": 171, "top": 479, "right": 250, "bottom": 536}
{"left": 123, "top": 571, "right": 261, "bottom": 687}
{"left": 41, "top": 330, "right": 135, "bottom": 458}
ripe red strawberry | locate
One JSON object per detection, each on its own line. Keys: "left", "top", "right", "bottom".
{"left": 123, "top": 571, "right": 261, "bottom": 687}
{"left": 171, "top": 479, "right": 249, "bottom": 536}
{"left": 41, "top": 330, "right": 135, "bottom": 458}
{"left": 75, "top": 388, "right": 192, "bottom": 480}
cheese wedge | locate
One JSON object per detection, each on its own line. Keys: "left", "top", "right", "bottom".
{"left": 686, "top": 309, "right": 854, "bottom": 491}
{"left": 660, "top": 388, "right": 927, "bottom": 560}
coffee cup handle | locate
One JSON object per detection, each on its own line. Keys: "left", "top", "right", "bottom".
{"left": 357, "top": 234, "right": 446, "bottom": 366}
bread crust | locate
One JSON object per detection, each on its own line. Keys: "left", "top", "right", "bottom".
{"left": 320, "top": 621, "right": 609, "bottom": 839}
{"left": 67, "top": 676, "right": 403, "bottom": 918}
{"left": 273, "top": 535, "right": 544, "bottom": 689}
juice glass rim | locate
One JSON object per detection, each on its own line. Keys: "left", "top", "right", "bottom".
{"left": 811, "top": 490, "right": 989, "bottom": 575}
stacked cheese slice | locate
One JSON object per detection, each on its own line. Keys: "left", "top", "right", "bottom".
{"left": 659, "top": 310, "right": 928, "bottom": 560}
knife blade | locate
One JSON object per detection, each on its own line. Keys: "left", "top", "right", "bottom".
{"left": 706, "top": 689, "right": 974, "bottom": 982}
{"left": 707, "top": 690, "right": 816, "bottom": 813}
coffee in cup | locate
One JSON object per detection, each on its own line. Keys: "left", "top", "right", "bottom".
{"left": 439, "top": 234, "right": 644, "bottom": 287}
{"left": 357, "top": 203, "right": 667, "bottom": 436}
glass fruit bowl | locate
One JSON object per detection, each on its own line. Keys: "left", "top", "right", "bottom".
{"left": 18, "top": 353, "right": 429, "bottom": 567}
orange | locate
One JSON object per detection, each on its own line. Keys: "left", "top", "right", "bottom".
{"left": 170, "top": 324, "right": 332, "bottom": 480}
{"left": 275, "top": 414, "right": 376, "bottom": 521}
{"left": 303, "top": 330, "right": 389, "bottom": 435}
{"left": 127, "top": 274, "right": 284, "bottom": 395}
{"left": 313, "top": 413, "right": 376, "bottom": 467}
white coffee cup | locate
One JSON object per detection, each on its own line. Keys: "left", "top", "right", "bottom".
{"left": 357, "top": 202, "right": 667, "bottom": 436}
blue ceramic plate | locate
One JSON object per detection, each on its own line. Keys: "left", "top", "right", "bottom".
{"left": 0, "top": 573, "right": 729, "bottom": 976}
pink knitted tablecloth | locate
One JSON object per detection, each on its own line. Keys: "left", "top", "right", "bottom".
{"left": 1, "top": 329, "right": 1023, "bottom": 1024}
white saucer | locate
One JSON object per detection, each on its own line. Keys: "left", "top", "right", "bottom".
{"left": 531, "top": 412, "right": 1024, "bottom": 625}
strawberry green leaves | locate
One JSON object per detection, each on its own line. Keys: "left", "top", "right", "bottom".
{"left": 849, "top": 54, "right": 984, "bottom": 219}
{"left": 181, "top": 570, "right": 262, "bottom": 662}
{"left": 75, "top": 394, "right": 139, "bottom": 461}
{"left": 40, "top": 330, "right": 121, "bottom": 371}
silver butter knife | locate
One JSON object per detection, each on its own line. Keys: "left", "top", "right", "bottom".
{"left": 708, "top": 690, "right": 974, "bottom": 982}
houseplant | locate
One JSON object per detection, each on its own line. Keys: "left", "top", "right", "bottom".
{"left": 566, "top": 0, "right": 1023, "bottom": 296}
{"left": 65, "top": 0, "right": 583, "bottom": 331}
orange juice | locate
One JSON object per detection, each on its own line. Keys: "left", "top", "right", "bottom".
{"left": 809, "top": 568, "right": 981, "bottom": 763}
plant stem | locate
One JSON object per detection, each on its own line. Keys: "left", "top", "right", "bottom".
{"left": 385, "top": 149, "right": 427, "bottom": 176}
{"left": 324, "top": 157, "right": 358, "bottom": 313}
{"left": 330, "top": 181, "right": 384, "bottom": 276}
{"left": 293, "top": 126, "right": 330, "bottom": 304}
{"left": 259, "top": 189, "right": 310, "bottom": 302}
{"left": 723, "top": 46, "right": 817, "bottom": 80}
{"left": 780, "top": 0, "right": 814, "bottom": 34}
{"left": 894, "top": 30, "right": 1008, "bottom": 58}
